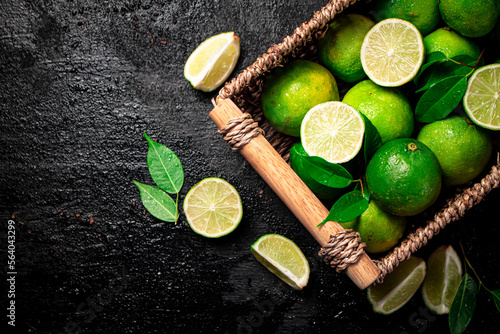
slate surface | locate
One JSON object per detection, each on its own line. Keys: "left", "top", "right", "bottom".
{"left": 1, "top": 1, "right": 499, "bottom": 333}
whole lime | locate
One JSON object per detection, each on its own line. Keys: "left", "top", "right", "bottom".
{"left": 366, "top": 138, "right": 442, "bottom": 216}
{"left": 423, "top": 27, "right": 481, "bottom": 60}
{"left": 343, "top": 80, "right": 414, "bottom": 144}
{"left": 342, "top": 200, "right": 406, "bottom": 253}
{"left": 317, "top": 13, "right": 374, "bottom": 83}
{"left": 374, "top": 0, "right": 440, "bottom": 36}
{"left": 417, "top": 116, "right": 492, "bottom": 186}
{"left": 439, "top": 0, "right": 499, "bottom": 37}
{"left": 261, "top": 60, "right": 339, "bottom": 137}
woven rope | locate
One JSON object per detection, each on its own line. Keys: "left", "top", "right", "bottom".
{"left": 219, "top": 113, "right": 264, "bottom": 151}
{"left": 318, "top": 229, "right": 366, "bottom": 272}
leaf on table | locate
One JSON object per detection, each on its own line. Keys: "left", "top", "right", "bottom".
{"left": 491, "top": 289, "right": 500, "bottom": 314}
{"left": 317, "top": 190, "right": 369, "bottom": 226}
{"left": 449, "top": 273, "right": 478, "bottom": 334}
{"left": 360, "top": 113, "right": 382, "bottom": 164}
{"left": 133, "top": 180, "right": 178, "bottom": 222}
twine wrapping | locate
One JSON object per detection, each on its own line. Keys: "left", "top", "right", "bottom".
{"left": 319, "top": 229, "right": 366, "bottom": 272}
{"left": 218, "top": 113, "right": 264, "bottom": 151}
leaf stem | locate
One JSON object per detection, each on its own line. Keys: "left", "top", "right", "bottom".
{"left": 459, "top": 242, "right": 491, "bottom": 293}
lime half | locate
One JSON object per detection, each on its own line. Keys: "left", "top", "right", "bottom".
{"left": 300, "top": 101, "right": 365, "bottom": 164}
{"left": 183, "top": 178, "right": 243, "bottom": 238}
{"left": 251, "top": 234, "right": 310, "bottom": 290}
{"left": 464, "top": 63, "right": 500, "bottom": 130}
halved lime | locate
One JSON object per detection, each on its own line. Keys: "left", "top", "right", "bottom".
{"left": 300, "top": 101, "right": 365, "bottom": 164}
{"left": 184, "top": 31, "right": 240, "bottom": 92}
{"left": 361, "top": 18, "right": 424, "bottom": 87}
{"left": 251, "top": 234, "right": 310, "bottom": 290}
{"left": 368, "top": 256, "right": 426, "bottom": 314}
{"left": 464, "top": 63, "right": 500, "bottom": 130}
{"left": 183, "top": 177, "right": 243, "bottom": 238}
{"left": 422, "top": 245, "right": 463, "bottom": 314}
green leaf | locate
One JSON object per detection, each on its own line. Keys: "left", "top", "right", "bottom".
{"left": 416, "top": 55, "right": 476, "bottom": 93}
{"left": 492, "top": 289, "right": 500, "bottom": 314}
{"left": 360, "top": 114, "right": 382, "bottom": 164}
{"left": 414, "top": 51, "right": 448, "bottom": 88}
{"left": 145, "top": 132, "right": 184, "bottom": 194}
{"left": 133, "top": 181, "right": 178, "bottom": 222}
{"left": 415, "top": 75, "right": 468, "bottom": 123}
{"left": 449, "top": 273, "right": 478, "bottom": 334}
{"left": 317, "top": 190, "right": 369, "bottom": 226}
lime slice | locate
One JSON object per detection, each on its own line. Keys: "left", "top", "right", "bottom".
{"left": 183, "top": 177, "right": 243, "bottom": 238}
{"left": 184, "top": 31, "right": 240, "bottom": 92}
{"left": 251, "top": 234, "right": 310, "bottom": 290}
{"left": 300, "top": 101, "right": 365, "bottom": 164}
{"left": 464, "top": 63, "right": 500, "bottom": 130}
{"left": 361, "top": 18, "right": 424, "bottom": 87}
{"left": 422, "top": 245, "right": 463, "bottom": 314}
{"left": 368, "top": 256, "right": 426, "bottom": 314}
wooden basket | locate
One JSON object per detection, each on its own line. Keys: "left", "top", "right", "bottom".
{"left": 209, "top": 0, "right": 500, "bottom": 289}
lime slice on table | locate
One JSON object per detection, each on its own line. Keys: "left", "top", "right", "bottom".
{"left": 368, "top": 256, "right": 426, "bottom": 314}
{"left": 422, "top": 245, "right": 463, "bottom": 314}
{"left": 361, "top": 18, "right": 424, "bottom": 87}
{"left": 300, "top": 101, "right": 365, "bottom": 164}
{"left": 464, "top": 63, "right": 500, "bottom": 130}
{"left": 183, "top": 177, "right": 243, "bottom": 238}
{"left": 184, "top": 31, "right": 240, "bottom": 92}
{"left": 251, "top": 234, "right": 310, "bottom": 290}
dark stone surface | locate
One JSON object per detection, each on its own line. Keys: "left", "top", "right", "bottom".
{"left": 1, "top": 1, "right": 499, "bottom": 333}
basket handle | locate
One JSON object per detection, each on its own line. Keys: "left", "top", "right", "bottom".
{"left": 210, "top": 99, "right": 380, "bottom": 289}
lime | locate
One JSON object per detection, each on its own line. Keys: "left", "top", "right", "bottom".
{"left": 183, "top": 177, "right": 243, "bottom": 238}
{"left": 422, "top": 245, "right": 463, "bottom": 315}
{"left": 464, "top": 63, "right": 500, "bottom": 130}
{"left": 361, "top": 18, "right": 424, "bottom": 87}
{"left": 366, "top": 138, "right": 442, "bottom": 216}
{"left": 374, "top": 0, "right": 440, "bottom": 36}
{"left": 317, "top": 13, "right": 374, "bottom": 83}
{"left": 342, "top": 200, "right": 406, "bottom": 254}
{"left": 343, "top": 80, "right": 414, "bottom": 144}
{"left": 251, "top": 234, "right": 310, "bottom": 290}
{"left": 261, "top": 60, "right": 340, "bottom": 137}
{"left": 368, "top": 256, "right": 426, "bottom": 314}
{"left": 423, "top": 27, "right": 481, "bottom": 60}
{"left": 439, "top": 0, "right": 499, "bottom": 38}
{"left": 184, "top": 32, "right": 240, "bottom": 92}
{"left": 417, "top": 116, "right": 492, "bottom": 186}
{"left": 300, "top": 101, "right": 365, "bottom": 164}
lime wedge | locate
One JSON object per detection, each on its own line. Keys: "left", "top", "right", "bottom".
{"left": 183, "top": 178, "right": 243, "bottom": 238}
{"left": 368, "top": 256, "right": 426, "bottom": 314}
{"left": 184, "top": 31, "right": 240, "bottom": 92}
{"left": 300, "top": 101, "right": 365, "bottom": 164}
{"left": 422, "top": 245, "right": 463, "bottom": 314}
{"left": 361, "top": 18, "right": 424, "bottom": 87}
{"left": 251, "top": 234, "right": 310, "bottom": 290}
{"left": 464, "top": 63, "right": 500, "bottom": 130}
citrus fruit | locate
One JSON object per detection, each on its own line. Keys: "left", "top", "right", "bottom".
{"left": 423, "top": 27, "right": 481, "bottom": 60}
{"left": 463, "top": 63, "right": 500, "bottom": 130}
{"left": 183, "top": 177, "right": 243, "bottom": 238}
{"left": 261, "top": 60, "right": 340, "bottom": 137}
{"left": 342, "top": 200, "right": 406, "bottom": 254}
{"left": 417, "top": 116, "right": 492, "bottom": 186}
{"left": 317, "top": 13, "right": 374, "bottom": 83}
{"left": 343, "top": 80, "right": 414, "bottom": 144}
{"left": 251, "top": 234, "right": 310, "bottom": 290}
{"left": 368, "top": 256, "right": 426, "bottom": 314}
{"left": 439, "top": 0, "right": 499, "bottom": 38}
{"left": 360, "top": 18, "right": 424, "bottom": 87}
{"left": 184, "top": 32, "right": 240, "bottom": 92}
{"left": 366, "top": 138, "right": 442, "bottom": 216}
{"left": 422, "top": 245, "right": 463, "bottom": 315}
{"left": 373, "top": 0, "right": 440, "bottom": 36}
{"left": 300, "top": 101, "right": 365, "bottom": 164}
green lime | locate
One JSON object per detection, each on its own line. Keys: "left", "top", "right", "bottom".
{"left": 261, "top": 60, "right": 339, "bottom": 137}
{"left": 251, "top": 234, "right": 310, "bottom": 290}
{"left": 423, "top": 27, "right": 481, "bottom": 60}
{"left": 417, "top": 116, "right": 492, "bottom": 186}
{"left": 317, "top": 13, "right": 374, "bottom": 83}
{"left": 439, "top": 0, "right": 500, "bottom": 37}
{"left": 374, "top": 0, "right": 440, "bottom": 36}
{"left": 342, "top": 200, "right": 406, "bottom": 254}
{"left": 366, "top": 138, "right": 442, "bottom": 216}
{"left": 343, "top": 80, "right": 414, "bottom": 144}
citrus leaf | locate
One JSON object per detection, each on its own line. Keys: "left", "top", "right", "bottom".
{"left": 145, "top": 132, "right": 184, "bottom": 194}
{"left": 133, "top": 180, "right": 178, "bottom": 222}
{"left": 317, "top": 190, "right": 369, "bottom": 226}
{"left": 492, "top": 289, "right": 500, "bottom": 314}
{"left": 416, "top": 55, "right": 476, "bottom": 93}
{"left": 414, "top": 51, "right": 447, "bottom": 88}
{"left": 449, "top": 273, "right": 478, "bottom": 334}
{"left": 360, "top": 113, "right": 382, "bottom": 164}
{"left": 415, "top": 75, "right": 468, "bottom": 123}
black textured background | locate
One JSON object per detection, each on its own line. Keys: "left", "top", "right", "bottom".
{"left": 1, "top": 1, "right": 499, "bottom": 333}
